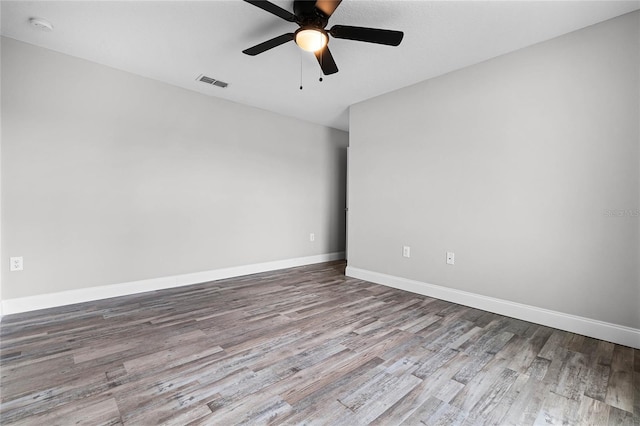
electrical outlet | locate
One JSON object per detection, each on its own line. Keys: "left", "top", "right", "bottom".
{"left": 309, "top": 233, "right": 315, "bottom": 242}
{"left": 403, "top": 246, "right": 411, "bottom": 258}
{"left": 10, "top": 256, "right": 23, "bottom": 271}
{"left": 446, "top": 252, "right": 455, "bottom": 265}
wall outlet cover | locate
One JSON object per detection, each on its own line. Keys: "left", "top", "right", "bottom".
{"left": 10, "top": 256, "right": 24, "bottom": 271}
{"left": 446, "top": 252, "right": 455, "bottom": 265}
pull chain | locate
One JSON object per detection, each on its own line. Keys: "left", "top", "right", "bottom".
{"left": 300, "top": 50, "right": 324, "bottom": 88}
{"left": 299, "top": 50, "right": 303, "bottom": 90}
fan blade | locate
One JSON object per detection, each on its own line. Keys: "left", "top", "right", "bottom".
{"left": 329, "top": 25, "right": 404, "bottom": 46}
{"left": 243, "top": 33, "right": 295, "bottom": 55}
{"left": 315, "top": 0, "right": 342, "bottom": 17}
{"left": 314, "top": 45, "right": 339, "bottom": 75}
{"left": 244, "top": 0, "right": 297, "bottom": 22}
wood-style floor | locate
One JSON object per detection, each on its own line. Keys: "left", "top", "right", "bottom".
{"left": 1, "top": 261, "right": 638, "bottom": 425}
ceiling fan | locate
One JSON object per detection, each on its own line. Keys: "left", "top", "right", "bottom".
{"left": 242, "top": 0, "right": 404, "bottom": 75}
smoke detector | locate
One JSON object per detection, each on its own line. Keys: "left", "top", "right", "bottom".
{"left": 29, "top": 17, "right": 53, "bottom": 32}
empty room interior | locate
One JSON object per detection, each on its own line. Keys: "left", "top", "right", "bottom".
{"left": 1, "top": 0, "right": 639, "bottom": 424}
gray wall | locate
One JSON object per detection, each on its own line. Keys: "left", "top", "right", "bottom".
{"left": 348, "top": 12, "right": 639, "bottom": 328}
{"left": 1, "top": 37, "right": 348, "bottom": 299}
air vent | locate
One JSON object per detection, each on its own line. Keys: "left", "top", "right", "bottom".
{"left": 196, "top": 74, "right": 228, "bottom": 88}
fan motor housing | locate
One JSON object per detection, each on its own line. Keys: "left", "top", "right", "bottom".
{"left": 293, "top": 0, "right": 329, "bottom": 28}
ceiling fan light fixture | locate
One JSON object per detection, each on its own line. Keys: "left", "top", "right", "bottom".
{"left": 295, "top": 28, "right": 328, "bottom": 52}
{"left": 242, "top": 0, "right": 404, "bottom": 75}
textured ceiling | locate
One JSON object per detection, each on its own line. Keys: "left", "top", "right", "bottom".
{"left": 2, "top": 1, "right": 639, "bottom": 131}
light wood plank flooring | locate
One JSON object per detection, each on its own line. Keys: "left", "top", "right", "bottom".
{"left": 1, "top": 261, "right": 638, "bottom": 425}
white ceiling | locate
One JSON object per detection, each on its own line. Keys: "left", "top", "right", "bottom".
{"left": 2, "top": 1, "right": 639, "bottom": 131}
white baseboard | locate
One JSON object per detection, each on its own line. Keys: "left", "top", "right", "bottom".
{"left": 1, "top": 252, "right": 345, "bottom": 316}
{"left": 345, "top": 266, "right": 640, "bottom": 349}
